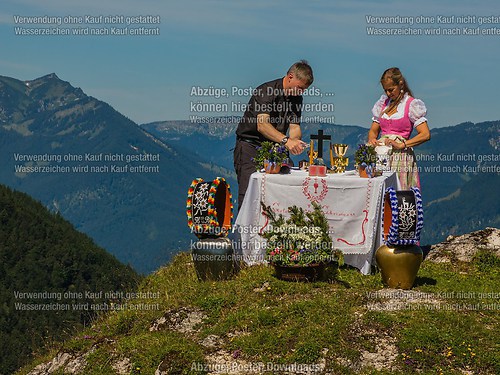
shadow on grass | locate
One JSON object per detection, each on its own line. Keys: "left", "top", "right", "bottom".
{"left": 421, "top": 245, "right": 432, "bottom": 260}
{"left": 324, "top": 264, "right": 352, "bottom": 288}
{"left": 413, "top": 275, "right": 437, "bottom": 287}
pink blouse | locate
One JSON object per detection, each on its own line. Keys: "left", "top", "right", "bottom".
{"left": 371, "top": 93, "right": 428, "bottom": 139}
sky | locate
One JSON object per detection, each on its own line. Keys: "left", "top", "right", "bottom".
{"left": 1, "top": 0, "right": 499, "bottom": 128}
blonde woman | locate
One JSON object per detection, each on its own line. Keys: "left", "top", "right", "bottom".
{"left": 368, "top": 67, "right": 431, "bottom": 189}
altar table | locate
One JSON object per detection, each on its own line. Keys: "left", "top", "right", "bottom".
{"left": 232, "top": 170, "right": 397, "bottom": 275}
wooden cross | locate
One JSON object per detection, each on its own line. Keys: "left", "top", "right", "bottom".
{"left": 310, "top": 129, "right": 331, "bottom": 159}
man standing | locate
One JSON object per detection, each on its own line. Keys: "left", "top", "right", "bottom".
{"left": 234, "top": 60, "right": 313, "bottom": 208}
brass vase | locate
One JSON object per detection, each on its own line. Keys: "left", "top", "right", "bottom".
{"left": 191, "top": 238, "right": 235, "bottom": 281}
{"left": 375, "top": 244, "right": 423, "bottom": 289}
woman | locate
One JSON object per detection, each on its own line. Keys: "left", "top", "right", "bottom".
{"left": 368, "top": 67, "right": 431, "bottom": 189}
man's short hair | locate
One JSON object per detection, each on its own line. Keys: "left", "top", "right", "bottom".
{"left": 287, "top": 60, "right": 314, "bottom": 85}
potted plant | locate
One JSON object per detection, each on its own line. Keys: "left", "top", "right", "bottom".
{"left": 354, "top": 144, "right": 377, "bottom": 178}
{"left": 260, "top": 201, "right": 343, "bottom": 281}
{"left": 253, "top": 141, "right": 288, "bottom": 174}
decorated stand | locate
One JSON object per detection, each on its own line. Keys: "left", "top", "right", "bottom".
{"left": 375, "top": 187, "right": 424, "bottom": 289}
{"left": 186, "top": 177, "right": 234, "bottom": 280}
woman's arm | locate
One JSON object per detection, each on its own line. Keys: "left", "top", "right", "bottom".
{"left": 367, "top": 121, "right": 381, "bottom": 146}
{"left": 386, "top": 122, "right": 431, "bottom": 150}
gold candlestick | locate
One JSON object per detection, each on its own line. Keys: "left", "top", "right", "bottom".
{"left": 329, "top": 145, "right": 335, "bottom": 171}
{"left": 309, "top": 140, "right": 314, "bottom": 165}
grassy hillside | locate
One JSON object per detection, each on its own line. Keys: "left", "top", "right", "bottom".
{"left": 0, "top": 184, "right": 141, "bottom": 374}
{"left": 17, "top": 248, "right": 499, "bottom": 374}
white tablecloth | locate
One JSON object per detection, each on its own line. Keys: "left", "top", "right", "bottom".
{"left": 232, "top": 169, "right": 397, "bottom": 275}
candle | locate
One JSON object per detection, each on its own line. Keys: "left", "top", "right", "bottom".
{"left": 329, "top": 145, "right": 334, "bottom": 169}
{"left": 309, "top": 140, "right": 314, "bottom": 165}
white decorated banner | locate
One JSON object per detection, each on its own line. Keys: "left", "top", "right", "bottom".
{"left": 233, "top": 170, "right": 397, "bottom": 274}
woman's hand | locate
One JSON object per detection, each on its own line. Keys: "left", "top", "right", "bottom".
{"left": 384, "top": 138, "right": 406, "bottom": 150}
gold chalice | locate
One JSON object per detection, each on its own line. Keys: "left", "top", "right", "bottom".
{"left": 334, "top": 144, "right": 348, "bottom": 157}
{"left": 330, "top": 144, "right": 349, "bottom": 173}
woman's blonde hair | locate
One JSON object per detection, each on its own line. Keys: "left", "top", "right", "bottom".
{"left": 380, "top": 67, "right": 413, "bottom": 115}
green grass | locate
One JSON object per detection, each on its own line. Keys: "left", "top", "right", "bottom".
{"left": 17, "top": 250, "right": 500, "bottom": 374}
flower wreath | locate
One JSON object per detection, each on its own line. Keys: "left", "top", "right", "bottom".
{"left": 186, "top": 177, "right": 233, "bottom": 238}
{"left": 383, "top": 186, "right": 424, "bottom": 246}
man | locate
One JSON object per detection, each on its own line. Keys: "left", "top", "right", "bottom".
{"left": 234, "top": 60, "right": 313, "bottom": 209}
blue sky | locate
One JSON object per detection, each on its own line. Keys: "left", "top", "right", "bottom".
{"left": 1, "top": 0, "right": 499, "bottom": 128}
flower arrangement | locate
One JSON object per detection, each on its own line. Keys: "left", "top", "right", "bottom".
{"left": 354, "top": 144, "right": 377, "bottom": 177}
{"left": 260, "top": 201, "right": 343, "bottom": 267}
{"left": 354, "top": 143, "right": 377, "bottom": 166}
{"left": 253, "top": 141, "right": 288, "bottom": 171}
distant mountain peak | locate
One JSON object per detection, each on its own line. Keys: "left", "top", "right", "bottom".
{"left": 0, "top": 73, "right": 88, "bottom": 125}
{"left": 26, "top": 72, "right": 60, "bottom": 83}
{"left": 24, "top": 73, "right": 64, "bottom": 91}
{"left": 25, "top": 72, "right": 81, "bottom": 94}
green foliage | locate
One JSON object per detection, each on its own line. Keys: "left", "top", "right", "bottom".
{"left": 0, "top": 184, "right": 140, "bottom": 374}
{"left": 472, "top": 248, "right": 500, "bottom": 273}
{"left": 292, "top": 341, "right": 322, "bottom": 364}
{"left": 260, "top": 201, "right": 343, "bottom": 266}
{"left": 196, "top": 295, "right": 232, "bottom": 317}
{"left": 115, "top": 332, "right": 207, "bottom": 375}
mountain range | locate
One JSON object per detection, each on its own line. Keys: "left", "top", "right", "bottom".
{"left": 0, "top": 73, "right": 236, "bottom": 274}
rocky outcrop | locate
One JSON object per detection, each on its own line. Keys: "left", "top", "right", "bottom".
{"left": 27, "top": 351, "right": 89, "bottom": 375}
{"left": 425, "top": 227, "right": 500, "bottom": 263}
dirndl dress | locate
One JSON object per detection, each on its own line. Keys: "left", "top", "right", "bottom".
{"left": 375, "top": 95, "right": 423, "bottom": 190}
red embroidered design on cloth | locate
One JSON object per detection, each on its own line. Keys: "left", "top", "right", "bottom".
{"left": 302, "top": 177, "right": 328, "bottom": 202}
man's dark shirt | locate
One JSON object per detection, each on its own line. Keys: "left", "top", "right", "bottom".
{"left": 236, "top": 78, "right": 302, "bottom": 143}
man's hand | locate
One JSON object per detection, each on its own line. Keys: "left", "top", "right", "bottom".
{"left": 286, "top": 139, "right": 308, "bottom": 155}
